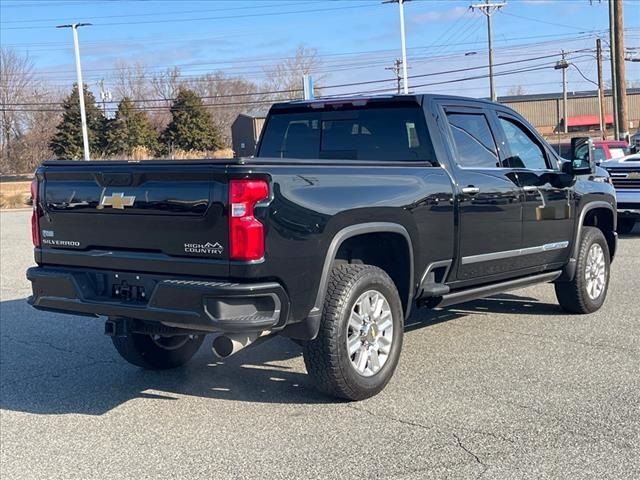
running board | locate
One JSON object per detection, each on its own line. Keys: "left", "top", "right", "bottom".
{"left": 435, "top": 271, "right": 562, "bottom": 308}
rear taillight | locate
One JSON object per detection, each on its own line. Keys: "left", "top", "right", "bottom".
{"left": 229, "top": 179, "right": 269, "bottom": 261}
{"left": 30, "top": 178, "right": 40, "bottom": 247}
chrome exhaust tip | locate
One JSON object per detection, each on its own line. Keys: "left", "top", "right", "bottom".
{"left": 211, "top": 332, "right": 268, "bottom": 359}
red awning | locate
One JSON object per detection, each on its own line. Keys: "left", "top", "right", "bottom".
{"left": 567, "top": 114, "right": 614, "bottom": 127}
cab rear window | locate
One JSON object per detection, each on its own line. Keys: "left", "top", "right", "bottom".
{"left": 258, "top": 107, "right": 436, "bottom": 164}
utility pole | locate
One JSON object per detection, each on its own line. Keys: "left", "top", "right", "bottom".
{"left": 383, "top": 0, "right": 411, "bottom": 94}
{"left": 97, "top": 79, "right": 112, "bottom": 116}
{"left": 470, "top": 0, "right": 506, "bottom": 102}
{"left": 386, "top": 59, "right": 403, "bottom": 94}
{"left": 613, "top": 0, "right": 628, "bottom": 141}
{"left": 555, "top": 51, "right": 569, "bottom": 134}
{"left": 608, "top": 0, "right": 619, "bottom": 140}
{"left": 57, "top": 23, "right": 92, "bottom": 160}
{"left": 596, "top": 38, "right": 606, "bottom": 139}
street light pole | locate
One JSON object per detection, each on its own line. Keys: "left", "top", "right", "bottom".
{"left": 398, "top": 0, "right": 409, "bottom": 94}
{"left": 470, "top": 1, "right": 506, "bottom": 102}
{"left": 384, "top": 0, "right": 411, "bottom": 94}
{"left": 57, "top": 23, "right": 92, "bottom": 160}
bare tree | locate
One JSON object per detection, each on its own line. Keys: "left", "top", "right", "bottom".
{"left": 148, "top": 67, "right": 183, "bottom": 130}
{"left": 10, "top": 87, "right": 62, "bottom": 172}
{"left": 151, "top": 66, "right": 182, "bottom": 101}
{"left": 263, "top": 45, "right": 325, "bottom": 101}
{"left": 111, "top": 60, "right": 151, "bottom": 101}
{"left": 506, "top": 85, "right": 527, "bottom": 96}
{"left": 187, "top": 72, "right": 260, "bottom": 147}
{"left": 0, "top": 48, "right": 36, "bottom": 169}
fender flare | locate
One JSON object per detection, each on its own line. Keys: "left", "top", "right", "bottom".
{"left": 310, "top": 222, "right": 415, "bottom": 321}
{"left": 572, "top": 201, "right": 616, "bottom": 258}
{"left": 561, "top": 201, "right": 616, "bottom": 282}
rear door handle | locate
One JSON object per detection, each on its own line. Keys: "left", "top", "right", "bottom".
{"left": 461, "top": 186, "right": 480, "bottom": 195}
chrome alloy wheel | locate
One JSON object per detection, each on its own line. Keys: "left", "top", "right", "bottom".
{"left": 585, "top": 243, "right": 606, "bottom": 300}
{"left": 346, "top": 290, "right": 394, "bottom": 377}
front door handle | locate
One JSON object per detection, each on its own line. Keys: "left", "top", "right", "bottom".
{"left": 522, "top": 185, "right": 539, "bottom": 193}
{"left": 461, "top": 186, "right": 480, "bottom": 195}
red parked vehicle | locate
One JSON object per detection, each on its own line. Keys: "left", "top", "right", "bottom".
{"left": 592, "top": 140, "right": 630, "bottom": 164}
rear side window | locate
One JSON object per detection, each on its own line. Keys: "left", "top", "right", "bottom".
{"left": 446, "top": 113, "right": 499, "bottom": 168}
{"left": 258, "top": 107, "right": 436, "bottom": 163}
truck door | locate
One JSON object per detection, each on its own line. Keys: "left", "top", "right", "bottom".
{"left": 491, "top": 112, "right": 574, "bottom": 269}
{"left": 441, "top": 105, "right": 524, "bottom": 281}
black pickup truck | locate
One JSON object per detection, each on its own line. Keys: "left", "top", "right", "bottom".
{"left": 27, "top": 94, "right": 617, "bottom": 400}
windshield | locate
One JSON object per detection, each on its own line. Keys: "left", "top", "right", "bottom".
{"left": 258, "top": 106, "right": 436, "bottom": 164}
{"left": 609, "top": 147, "right": 628, "bottom": 159}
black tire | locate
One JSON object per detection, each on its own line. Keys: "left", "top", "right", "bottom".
{"left": 111, "top": 329, "right": 204, "bottom": 370}
{"left": 302, "top": 264, "right": 404, "bottom": 401}
{"left": 555, "top": 226, "right": 610, "bottom": 314}
{"left": 617, "top": 218, "right": 636, "bottom": 235}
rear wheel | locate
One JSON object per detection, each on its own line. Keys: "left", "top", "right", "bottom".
{"left": 302, "top": 264, "right": 404, "bottom": 401}
{"left": 555, "top": 226, "right": 610, "bottom": 314}
{"left": 111, "top": 329, "right": 204, "bottom": 370}
{"left": 617, "top": 218, "right": 636, "bottom": 235}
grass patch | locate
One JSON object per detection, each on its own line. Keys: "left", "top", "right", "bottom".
{"left": 0, "top": 181, "right": 31, "bottom": 209}
{"left": 0, "top": 192, "right": 30, "bottom": 209}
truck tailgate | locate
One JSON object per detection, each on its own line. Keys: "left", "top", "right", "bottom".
{"left": 38, "top": 162, "right": 231, "bottom": 276}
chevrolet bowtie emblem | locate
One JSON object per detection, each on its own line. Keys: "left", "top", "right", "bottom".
{"left": 98, "top": 192, "right": 136, "bottom": 210}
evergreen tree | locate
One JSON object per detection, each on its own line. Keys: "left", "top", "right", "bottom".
{"left": 105, "top": 97, "right": 158, "bottom": 156}
{"left": 160, "top": 87, "right": 222, "bottom": 153}
{"left": 50, "top": 84, "right": 106, "bottom": 159}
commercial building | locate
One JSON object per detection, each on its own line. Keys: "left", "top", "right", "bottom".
{"left": 499, "top": 88, "right": 639, "bottom": 137}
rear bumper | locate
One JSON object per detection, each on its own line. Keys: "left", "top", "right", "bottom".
{"left": 27, "top": 266, "right": 289, "bottom": 333}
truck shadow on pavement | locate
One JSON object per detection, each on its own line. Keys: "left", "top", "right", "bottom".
{"left": 1, "top": 292, "right": 562, "bottom": 415}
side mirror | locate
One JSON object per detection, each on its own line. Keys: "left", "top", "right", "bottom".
{"left": 569, "top": 137, "right": 595, "bottom": 175}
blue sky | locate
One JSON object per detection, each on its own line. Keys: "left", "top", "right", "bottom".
{"left": 1, "top": 0, "right": 639, "bottom": 99}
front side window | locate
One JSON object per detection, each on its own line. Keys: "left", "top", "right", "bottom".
{"left": 446, "top": 112, "right": 499, "bottom": 168}
{"left": 258, "top": 107, "right": 436, "bottom": 163}
{"left": 498, "top": 117, "right": 548, "bottom": 170}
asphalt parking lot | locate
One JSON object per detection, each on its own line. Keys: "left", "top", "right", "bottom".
{"left": 1, "top": 209, "right": 639, "bottom": 480}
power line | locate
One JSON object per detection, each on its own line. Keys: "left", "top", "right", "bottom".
{"left": 499, "top": 10, "right": 607, "bottom": 31}
{"left": 0, "top": 60, "right": 579, "bottom": 113}
{"left": 0, "top": 1, "right": 318, "bottom": 24}
{"left": 1, "top": 3, "right": 379, "bottom": 31}
{"left": 1, "top": 50, "right": 592, "bottom": 107}
{"left": 1, "top": 31, "right": 604, "bottom": 82}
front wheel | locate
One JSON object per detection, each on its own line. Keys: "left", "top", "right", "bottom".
{"left": 555, "top": 226, "right": 610, "bottom": 314}
{"left": 111, "top": 328, "right": 204, "bottom": 370}
{"left": 302, "top": 264, "right": 404, "bottom": 401}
